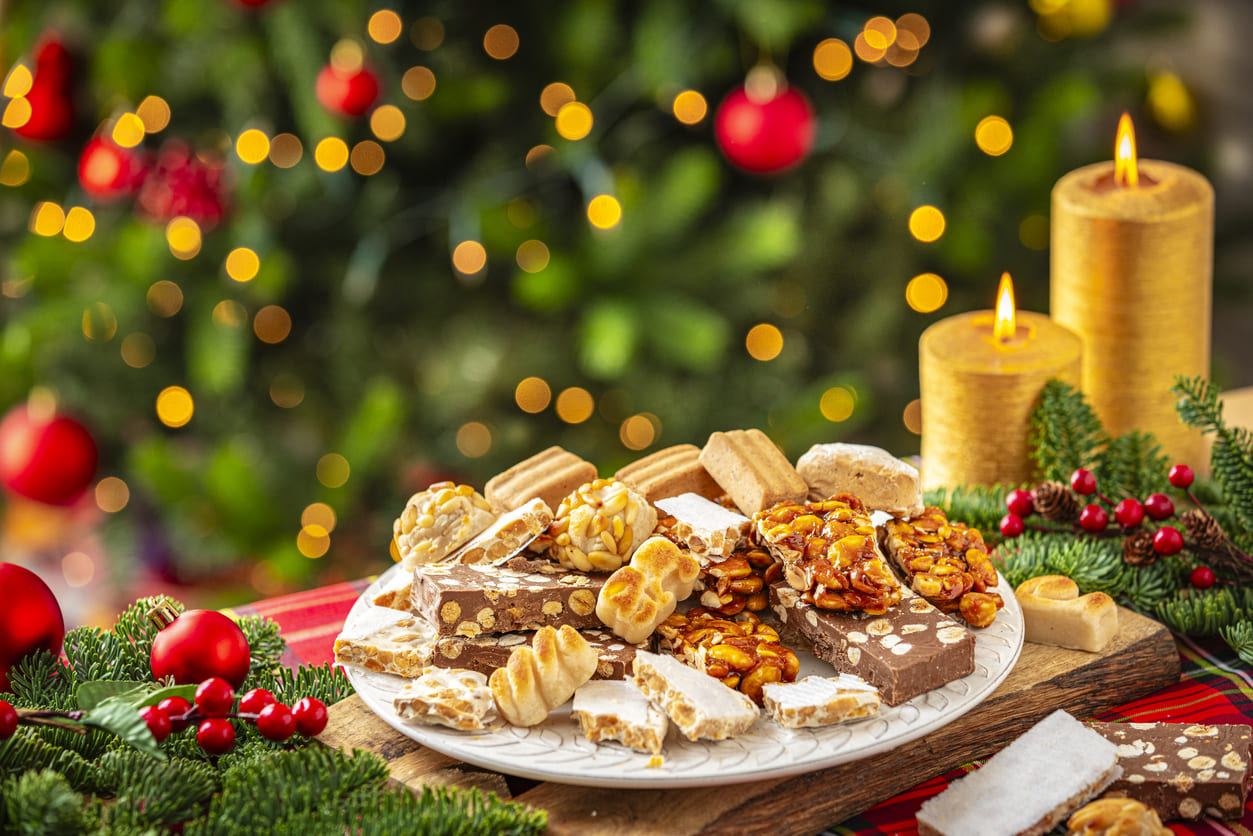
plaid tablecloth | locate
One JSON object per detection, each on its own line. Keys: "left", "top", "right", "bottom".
{"left": 229, "top": 580, "right": 1253, "bottom": 835}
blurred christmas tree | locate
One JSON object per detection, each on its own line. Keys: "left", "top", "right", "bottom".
{"left": 0, "top": 0, "right": 1240, "bottom": 602}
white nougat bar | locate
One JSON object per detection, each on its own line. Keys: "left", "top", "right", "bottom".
{"left": 761, "top": 674, "right": 880, "bottom": 729}
{"left": 571, "top": 679, "right": 668, "bottom": 754}
{"left": 631, "top": 650, "right": 758, "bottom": 742}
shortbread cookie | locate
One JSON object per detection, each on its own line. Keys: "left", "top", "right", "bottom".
{"left": 596, "top": 536, "right": 700, "bottom": 644}
{"left": 393, "top": 667, "right": 494, "bottom": 731}
{"left": 916, "top": 710, "right": 1122, "bottom": 836}
{"left": 490, "top": 625, "right": 599, "bottom": 727}
{"left": 761, "top": 674, "right": 880, "bottom": 728}
{"left": 654, "top": 492, "right": 750, "bottom": 559}
{"left": 393, "top": 482, "right": 496, "bottom": 569}
{"left": 699, "top": 429, "right": 808, "bottom": 515}
{"left": 614, "top": 444, "right": 722, "bottom": 502}
{"left": 428, "top": 627, "right": 646, "bottom": 681}
{"left": 332, "top": 606, "right": 435, "bottom": 677}
{"left": 571, "top": 679, "right": 669, "bottom": 754}
{"left": 795, "top": 442, "right": 924, "bottom": 517}
{"left": 655, "top": 608, "right": 799, "bottom": 705}
{"left": 548, "top": 478, "right": 657, "bottom": 573}
{"left": 445, "top": 497, "right": 553, "bottom": 564}
{"left": 632, "top": 650, "right": 759, "bottom": 741}
{"left": 485, "top": 446, "right": 597, "bottom": 514}
{"left": 1015, "top": 575, "right": 1118, "bottom": 653}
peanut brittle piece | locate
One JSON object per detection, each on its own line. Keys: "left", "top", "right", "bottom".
{"left": 548, "top": 478, "right": 657, "bottom": 573}
{"left": 655, "top": 608, "right": 799, "bottom": 705}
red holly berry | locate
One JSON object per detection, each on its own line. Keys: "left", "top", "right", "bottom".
{"left": 139, "top": 705, "right": 172, "bottom": 743}
{"left": 1168, "top": 464, "right": 1195, "bottom": 489}
{"left": 292, "top": 697, "right": 328, "bottom": 736}
{"left": 713, "top": 72, "right": 816, "bottom": 175}
{"left": 1189, "top": 565, "right": 1216, "bottom": 589}
{"left": 1070, "top": 468, "right": 1097, "bottom": 496}
{"left": 0, "top": 700, "right": 17, "bottom": 739}
{"left": 1005, "top": 489, "right": 1034, "bottom": 518}
{"left": 999, "top": 512, "right": 1025, "bottom": 538}
{"left": 315, "top": 64, "right": 380, "bottom": 118}
{"left": 1113, "top": 497, "right": 1145, "bottom": 528}
{"left": 157, "top": 696, "right": 193, "bottom": 731}
{"left": 255, "top": 702, "right": 296, "bottom": 742}
{"left": 1079, "top": 504, "right": 1108, "bottom": 532}
{"left": 238, "top": 688, "right": 276, "bottom": 715}
{"left": 196, "top": 718, "right": 236, "bottom": 755}
{"left": 1152, "top": 526, "right": 1183, "bottom": 556}
{"left": 1144, "top": 493, "right": 1175, "bottom": 521}
{"left": 193, "top": 677, "right": 235, "bottom": 717}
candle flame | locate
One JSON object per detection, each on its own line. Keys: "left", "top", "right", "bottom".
{"left": 1115, "top": 112, "right": 1138, "bottom": 187}
{"left": 994, "top": 272, "right": 1016, "bottom": 342}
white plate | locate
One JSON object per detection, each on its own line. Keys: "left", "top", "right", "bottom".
{"left": 341, "top": 563, "right": 1023, "bottom": 788}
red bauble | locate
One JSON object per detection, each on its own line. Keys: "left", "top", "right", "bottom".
{"left": 11, "top": 34, "right": 76, "bottom": 143}
{"left": 136, "top": 140, "right": 229, "bottom": 229}
{"left": 150, "top": 609, "right": 251, "bottom": 688}
{"left": 0, "top": 404, "right": 98, "bottom": 506}
{"left": 78, "top": 137, "right": 147, "bottom": 200}
{"left": 0, "top": 563, "right": 66, "bottom": 693}
{"left": 714, "top": 80, "right": 815, "bottom": 175}
{"left": 315, "top": 64, "right": 380, "bottom": 118}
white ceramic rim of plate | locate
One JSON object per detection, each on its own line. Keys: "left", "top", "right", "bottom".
{"left": 341, "top": 562, "right": 1024, "bottom": 789}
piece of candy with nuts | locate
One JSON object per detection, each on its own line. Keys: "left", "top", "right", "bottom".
{"left": 393, "top": 482, "right": 496, "bottom": 569}
{"left": 695, "top": 547, "right": 775, "bottom": 616}
{"left": 655, "top": 607, "right": 800, "bottom": 705}
{"left": 548, "top": 478, "right": 658, "bottom": 573}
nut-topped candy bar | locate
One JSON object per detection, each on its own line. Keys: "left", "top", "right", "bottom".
{"left": 410, "top": 562, "right": 605, "bottom": 637}
{"left": 548, "top": 478, "right": 657, "bottom": 573}
{"left": 879, "top": 506, "right": 1004, "bottom": 628}
{"left": 693, "top": 546, "right": 775, "bottom": 616}
{"left": 429, "top": 627, "right": 646, "bottom": 681}
{"left": 753, "top": 494, "right": 902, "bottom": 615}
{"left": 655, "top": 607, "right": 800, "bottom": 704}
{"left": 393, "top": 482, "right": 496, "bottom": 570}
{"left": 770, "top": 582, "right": 974, "bottom": 705}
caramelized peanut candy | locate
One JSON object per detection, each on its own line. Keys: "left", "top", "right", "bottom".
{"left": 655, "top": 607, "right": 799, "bottom": 705}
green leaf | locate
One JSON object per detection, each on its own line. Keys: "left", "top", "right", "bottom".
{"left": 77, "top": 681, "right": 150, "bottom": 711}
{"left": 78, "top": 699, "right": 166, "bottom": 760}
{"left": 138, "top": 684, "right": 198, "bottom": 709}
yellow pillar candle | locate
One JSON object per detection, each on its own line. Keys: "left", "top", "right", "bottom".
{"left": 921, "top": 274, "right": 1083, "bottom": 490}
{"left": 1051, "top": 114, "right": 1213, "bottom": 467}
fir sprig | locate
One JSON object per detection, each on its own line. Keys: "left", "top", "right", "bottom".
{"left": 1028, "top": 379, "right": 1106, "bottom": 481}
{"left": 0, "top": 768, "right": 101, "bottom": 835}
{"left": 1173, "top": 375, "right": 1253, "bottom": 544}
{"left": 923, "top": 484, "right": 1010, "bottom": 535}
{"left": 1155, "top": 586, "right": 1253, "bottom": 637}
{"left": 1219, "top": 621, "right": 1253, "bottom": 667}
{"left": 1097, "top": 430, "right": 1169, "bottom": 499}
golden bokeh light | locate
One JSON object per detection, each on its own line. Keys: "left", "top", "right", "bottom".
{"left": 820, "top": 386, "right": 856, "bottom": 422}
{"left": 525, "top": 144, "right": 553, "bottom": 168}
{"left": 975, "top": 115, "right": 1013, "bottom": 156}
{"left": 270, "top": 373, "right": 305, "bottom": 408}
{"left": 269, "top": 133, "right": 303, "bottom": 168}
{"left": 908, "top": 205, "right": 945, "bottom": 242}
{"left": 212, "top": 299, "right": 247, "bottom": 328}
{"left": 226, "top": 247, "right": 260, "bottom": 282}
{"left": 297, "top": 525, "right": 331, "bottom": 559}
{"left": 350, "top": 140, "right": 385, "bottom": 175}
{"left": 886, "top": 42, "right": 920, "bottom": 68}
{"left": 368, "top": 10, "right": 403, "bottom": 44}
{"left": 853, "top": 32, "right": 886, "bottom": 63}
{"left": 586, "top": 194, "right": 622, "bottom": 230}
{"left": 2, "top": 97, "right": 32, "bottom": 130}
{"left": 330, "top": 39, "right": 365, "bottom": 73}
{"left": 540, "top": 82, "right": 576, "bottom": 117}
{"left": 3, "top": 64, "right": 32, "bottom": 97}
{"left": 302, "top": 502, "right": 337, "bottom": 533}
{"left": 903, "top": 398, "right": 923, "bottom": 435}
{"left": 62, "top": 206, "right": 95, "bottom": 242}
{"left": 112, "top": 113, "right": 146, "bottom": 148}
{"left": 62, "top": 551, "right": 95, "bottom": 588}
{"left": 82, "top": 302, "right": 118, "bottom": 342}
{"left": 236, "top": 128, "right": 271, "bottom": 164}
{"left": 619, "top": 414, "right": 657, "bottom": 451}
{"left": 147, "top": 281, "right": 184, "bottom": 317}
{"left": 121, "top": 332, "right": 156, "bottom": 368}
{"left": 0, "top": 150, "right": 31, "bottom": 187}
{"left": 452, "top": 240, "right": 488, "bottom": 275}
{"left": 515, "top": 376, "right": 552, "bottom": 413}
{"left": 897, "top": 13, "right": 931, "bottom": 47}
{"left": 156, "top": 385, "right": 195, "bottom": 428}
{"left": 136, "top": 96, "right": 171, "bottom": 133}
{"left": 411, "top": 16, "right": 445, "bottom": 50}
{"left": 1019, "top": 213, "right": 1050, "bottom": 251}
{"left": 555, "top": 101, "right": 593, "bottom": 140}
{"left": 863, "top": 16, "right": 898, "bottom": 50}
{"left": 745, "top": 323, "right": 784, "bottom": 361}
{"left": 317, "top": 453, "right": 350, "bottom": 488}
{"left": 456, "top": 422, "right": 493, "bottom": 457}
{"left": 672, "top": 90, "right": 708, "bottom": 125}
{"left": 402, "top": 66, "right": 436, "bottom": 101}
{"left": 813, "top": 38, "right": 854, "bottom": 81}
{"left": 1148, "top": 71, "right": 1196, "bottom": 133}
{"left": 515, "top": 239, "right": 550, "bottom": 273}
{"left": 254, "top": 305, "right": 292, "bottom": 344}
{"left": 370, "top": 105, "right": 406, "bottom": 141}
{"left": 905, "top": 273, "right": 949, "bottom": 313}
{"left": 166, "top": 216, "right": 202, "bottom": 259}
{"left": 95, "top": 477, "right": 131, "bottom": 513}
{"left": 483, "top": 24, "right": 520, "bottom": 60}
{"left": 314, "top": 137, "right": 350, "bottom": 172}
{"left": 30, "top": 202, "right": 65, "bottom": 237}
{"left": 556, "top": 387, "right": 594, "bottom": 424}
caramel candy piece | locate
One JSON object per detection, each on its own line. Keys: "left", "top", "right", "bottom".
{"left": 699, "top": 429, "right": 808, "bottom": 516}
{"left": 1015, "top": 575, "right": 1118, "bottom": 652}
{"left": 632, "top": 650, "right": 759, "bottom": 742}
{"left": 485, "top": 446, "right": 597, "bottom": 514}
{"left": 332, "top": 607, "right": 434, "bottom": 677}
{"left": 1067, "top": 798, "right": 1171, "bottom": 836}
{"left": 548, "top": 478, "right": 657, "bottom": 573}
{"left": 614, "top": 444, "right": 722, "bottom": 502}
{"left": 796, "top": 442, "right": 924, "bottom": 517}
{"left": 655, "top": 608, "right": 799, "bottom": 705}
{"left": 445, "top": 497, "right": 553, "bottom": 565}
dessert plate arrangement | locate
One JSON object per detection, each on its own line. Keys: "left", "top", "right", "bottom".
{"left": 341, "top": 562, "right": 1025, "bottom": 789}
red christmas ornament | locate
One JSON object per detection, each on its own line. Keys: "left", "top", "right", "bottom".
{"left": 1005, "top": 488, "right": 1035, "bottom": 518}
{"left": 78, "top": 137, "right": 147, "bottom": 200}
{"left": 0, "top": 404, "right": 98, "bottom": 506}
{"left": 1144, "top": 493, "right": 1175, "bottom": 521}
{"left": 136, "top": 140, "right": 229, "bottom": 229}
{"left": 1079, "top": 503, "right": 1109, "bottom": 532}
{"left": 714, "top": 70, "right": 815, "bottom": 175}
{"left": 11, "top": 34, "right": 77, "bottom": 143}
{"left": 315, "top": 64, "right": 380, "bottom": 118}
{"left": 0, "top": 563, "right": 66, "bottom": 693}
{"left": 1113, "top": 497, "right": 1145, "bottom": 528}
{"left": 1069, "top": 468, "right": 1097, "bottom": 496}
{"left": 149, "top": 605, "right": 251, "bottom": 688}
{"left": 1152, "top": 526, "right": 1183, "bottom": 556}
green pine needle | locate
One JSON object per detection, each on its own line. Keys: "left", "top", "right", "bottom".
{"left": 0, "top": 768, "right": 98, "bottom": 835}
{"left": 1028, "top": 379, "right": 1107, "bottom": 481}
{"left": 1173, "top": 375, "right": 1253, "bottom": 542}
{"left": 1155, "top": 586, "right": 1253, "bottom": 637}
{"left": 923, "top": 484, "right": 1011, "bottom": 536}
{"left": 1220, "top": 620, "right": 1253, "bottom": 667}
{"left": 1097, "top": 430, "right": 1169, "bottom": 499}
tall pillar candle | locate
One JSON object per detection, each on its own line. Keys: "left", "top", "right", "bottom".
{"left": 920, "top": 276, "right": 1083, "bottom": 490}
{"left": 1051, "top": 116, "right": 1213, "bottom": 467}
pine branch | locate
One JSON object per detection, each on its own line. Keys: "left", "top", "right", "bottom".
{"left": 98, "top": 749, "right": 218, "bottom": 827}
{"left": 238, "top": 616, "right": 289, "bottom": 680}
{"left": 62, "top": 627, "right": 134, "bottom": 693}
{"left": 925, "top": 484, "right": 1010, "bottom": 536}
{"left": 1220, "top": 620, "right": 1253, "bottom": 667}
{"left": 1097, "top": 430, "right": 1169, "bottom": 499}
{"left": 5, "top": 650, "right": 72, "bottom": 710}
{"left": 0, "top": 730, "right": 102, "bottom": 793}
{"left": 1173, "top": 375, "right": 1253, "bottom": 542}
{"left": 0, "top": 768, "right": 98, "bottom": 835}
{"left": 1155, "top": 586, "right": 1253, "bottom": 637}
{"left": 250, "top": 664, "right": 355, "bottom": 709}
{"left": 1028, "top": 379, "right": 1107, "bottom": 481}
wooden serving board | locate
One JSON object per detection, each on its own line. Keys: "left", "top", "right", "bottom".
{"left": 317, "top": 606, "right": 1179, "bottom": 835}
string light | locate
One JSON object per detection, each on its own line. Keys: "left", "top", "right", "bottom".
{"left": 368, "top": 10, "right": 403, "bottom": 44}
{"left": 147, "top": 281, "right": 184, "bottom": 317}
{"left": 314, "top": 137, "right": 349, "bottom": 172}
{"left": 515, "top": 239, "right": 550, "bottom": 273}
{"left": 316, "top": 453, "right": 350, "bottom": 488}
{"left": 903, "top": 398, "right": 923, "bottom": 435}
{"left": 905, "top": 273, "right": 948, "bottom": 313}
{"left": 820, "top": 386, "right": 856, "bottom": 422}
{"left": 120, "top": 332, "right": 156, "bottom": 368}
{"left": 514, "top": 376, "right": 552, "bottom": 413}
{"left": 156, "top": 385, "right": 195, "bottom": 428}
{"left": 1, "top": 97, "right": 31, "bottom": 130}
{"left": 555, "top": 387, "right": 594, "bottom": 423}
{"left": 370, "top": 105, "right": 406, "bottom": 141}
{"left": 30, "top": 202, "right": 65, "bottom": 236}
{"left": 270, "top": 373, "right": 305, "bottom": 408}
{"left": 540, "top": 82, "right": 576, "bottom": 117}
{"left": 166, "top": 216, "right": 202, "bottom": 259}
{"left": 908, "top": 205, "right": 945, "bottom": 242}
{"left": 82, "top": 302, "right": 118, "bottom": 342}
{"left": 136, "top": 96, "right": 171, "bottom": 132}
{"left": 975, "top": 115, "right": 1013, "bottom": 156}
{"left": 212, "top": 300, "right": 247, "bottom": 328}
{"left": 112, "top": 113, "right": 145, "bottom": 148}
{"left": 745, "top": 323, "right": 783, "bottom": 361}
{"left": 62, "top": 552, "right": 95, "bottom": 588}
{"left": 3, "top": 63, "right": 32, "bottom": 97}
{"left": 236, "top": 129, "right": 271, "bottom": 164}
{"left": 95, "top": 477, "right": 130, "bottom": 513}
{"left": 483, "top": 24, "right": 520, "bottom": 60}
{"left": 350, "top": 140, "right": 385, "bottom": 175}
{"left": 226, "top": 248, "right": 260, "bottom": 282}
{"left": 62, "top": 207, "right": 95, "bottom": 242}
{"left": 302, "top": 502, "right": 337, "bottom": 533}
{"left": 269, "top": 133, "right": 303, "bottom": 168}
{"left": 0, "top": 150, "right": 31, "bottom": 187}
{"left": 402, "top": 67, "right": 436, "bottom": 100}
{"left": 853, "top": 32, "right": 886, "bottom": 63}
{"left": 297, "top": 525, "right": 330, "bottom": 558}
{"left": 452, "top": 240, "right": 487, "bottom": 275}
{"left": 525, "top": 144, "right": 553, "bottom": 168}
{"left": 619, "top": 414, "right": 657, "bottom": 450}
{"left": 410, "top": 16, "right": 445, "bottom": 50}
{"left": 863, "top": 16, "right": 898, "bottom": 50}
{"left": 896, "top": 13, "right": 931, "bottom": 47}
{"left": 456, "top": 422, "right": 492, "bottom": 457}
{"left": 555, "top": 101, "right": 593, "bottom": 140}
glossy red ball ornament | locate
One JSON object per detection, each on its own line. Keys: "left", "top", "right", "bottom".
{"left": 1144, "top": 493, "right": 1175, "bottom": 521}
{"left": 1189, "top": 565, "right": 1215, "bottom": 590}
{"left": 1152, "top": 526, "right": 1183, "bottom": 556}
{"left": 315, "top": 64, "right": 380, "bottom": 118}
{"left": 11, "top": 35, "right": 76, "bottom": 143}
{"left": 1168, "top": 464, "right": 1195, "bottom": 489}
{"left": 150, "top": 608, "right": 251, "bottom": 688}
{"left": 1069, "top": 468, "right": 1097, "bottom": 496}
{"left": 0, "top": 404, "right": 98, "bottom": 506}
{"left": 78, "top": 137, "right": 147, "bottom": 200}
{"left": 1079, "top": 504, "right": 1108, "bottom": 532}
{"left": 0, "top": 563, "right": 66, "bottom": 693}
{"left": 998, "top": 512, "right": 1025, "bottom": 538}
{"left": 196, "top": 717, "right": 235, "bottom": 755}
{"left": 1005, "top": 489, "right": 1034, "bottom": 517}
{"left": 1113, "top": 497, "right": 1145, "bottom": 528}
{"left": 714, "top": 76, "right": 815, "bottom": 175}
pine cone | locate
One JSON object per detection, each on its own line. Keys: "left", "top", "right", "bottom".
{"left": 1123, "top": 530, "right": 1157, "bottom": 566}
{"left": 1181, "top": 509, "right": 1226, "bottom": 550}
{"left": 1034, "top": 480, "right": 1079, "bottom": 523}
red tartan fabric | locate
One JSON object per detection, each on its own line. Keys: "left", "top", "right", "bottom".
{"left": 228, "top": 582, "right": 1253, "bottom": 835}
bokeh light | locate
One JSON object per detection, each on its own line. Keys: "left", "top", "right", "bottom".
{"left": 254, "top": 305, "right": 292, "bottom": 344}
{"left": 156, "top": 385, "right": 195, "bottom": 428}
{"left": 540, "top": 82, "right": 576, "bottom": 117}
{"left": 1019, "top": 214, "right": 1050, "bottom": 250}
{"left": 555, "top": 101, "right": 593, "bottom": 140}
{"left": 853, "top": 32, "right": 886, "bottom": 63}
{"left": 350, "top": 140, "right": 385, "bottom": 175}
{"left": 270, "top": 373, "right": 305, "bottom": 408}
{"left": 166, "top": 216, "right": 202, "bottom": 259}
{"left": 587, "top": 195, "right": 622, "bottom": 230}
{"left": 483, "top": 24, "right": 520, "bottom": 60}
{"left": 908, "top": 205, "right": 945, "bottom": 242}
{"left": 456, "top": 422, "right": 493, "bottom": 457}
{"left": 62, "top": 207, "right": 95, "bottom": 242}
{"left": 619, "top": 414, "right": 657, "bottom": 450}
{"left": 302, "top": 502, "right": 337, "bottom": 533}
{"left": 402, "top": 66, "right": 436, "bottom": 100}
{"left": 62, "top": 552, "right": 95, "bottom": 588}
{"left": 121, "top": 332, "right": 156, "bottom": 368}
{"left": 317, "top": 453, "right": 350, "bottom": 488}
{"left": 813, "top": 39, "right": 854, "bottom": 81}
{"left": 370, "top": 105, "right": 406, "bottom": 141}
{"left": 820, "top": 386, "right": 856, "bottom": 422}
{"left": 95, "top": 477, "right": 130, "bottom": 513}
{"left": 863, "top": 16, "right": 898, "bottom": 50}
{"left": 0, "top": 150, "right": 31, "bottom": 187}
{"left": 452, "top": 240, "right": 488, "bottom": 275}
{"left": 136, "top": 96, "right": 171, "bottom": 133}
{"left": 226, "top": 247, "right": 260, "bottom": 282}
{"left": 368, "top": 10, "right": 403, "bottom": 44}
{"left": 112, "top": 113, "right": 145, "bottom": 148}
{"left": 525, "top": 144, "right": 553, "bottom": 168}
{"left": 905, "top": 273, "right": 949, "bottom": 313}
{"left": 745, "top": 323, "right": 784, "bottom": 361}
{"left": 236, "top": 128, "right": 271, "bottom": 164}
{"left": 314, "top": 137, "right": 349, "bottom": 172}
{"left": 297, "top": 526, "right": 330, "bottom": 559}
{"left": 411, "top": 16, "right": 445, "bottom": 50}
{"left": 330, "top": 40, "right": 365, "bottom": 73}
{"left": 147, "top": 281, "right": 184, "bottom": 317}
{"left": 30, "top": 202, "right": 65, "bottom": 237}
{"left": 3, "top": 64, "right": 32, "bottom": 97}
{"left": 82, "top": 302, "right": 118, "bottom": 342}
{"left": 212, "top": 300, "right": 247, "bottom": 328}
{"left": 975, "top": 115, "right": 1013, "bottom": 156}
{"left": 515, "top": 239, "right": 550, "bottom": 273}
{"left": 903, "top": 398, "right": 923, "bottom": 435}
{"left": 1148, "top": 71, "right": 1196, "bottom": 133}
{"left": 515, "top": 376, "right": 552, "bottom": 413}
{"left": 269, "top": 133, "right": 303, "bottom": 168}
{"left": 555, "top": 387, "right": 594, "bottom": 423}
{"left": 672, "top": 90, "right": 708, "bottom": 125}
{"left": 896, "top": 13, "right": 931, "bottom": 47}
